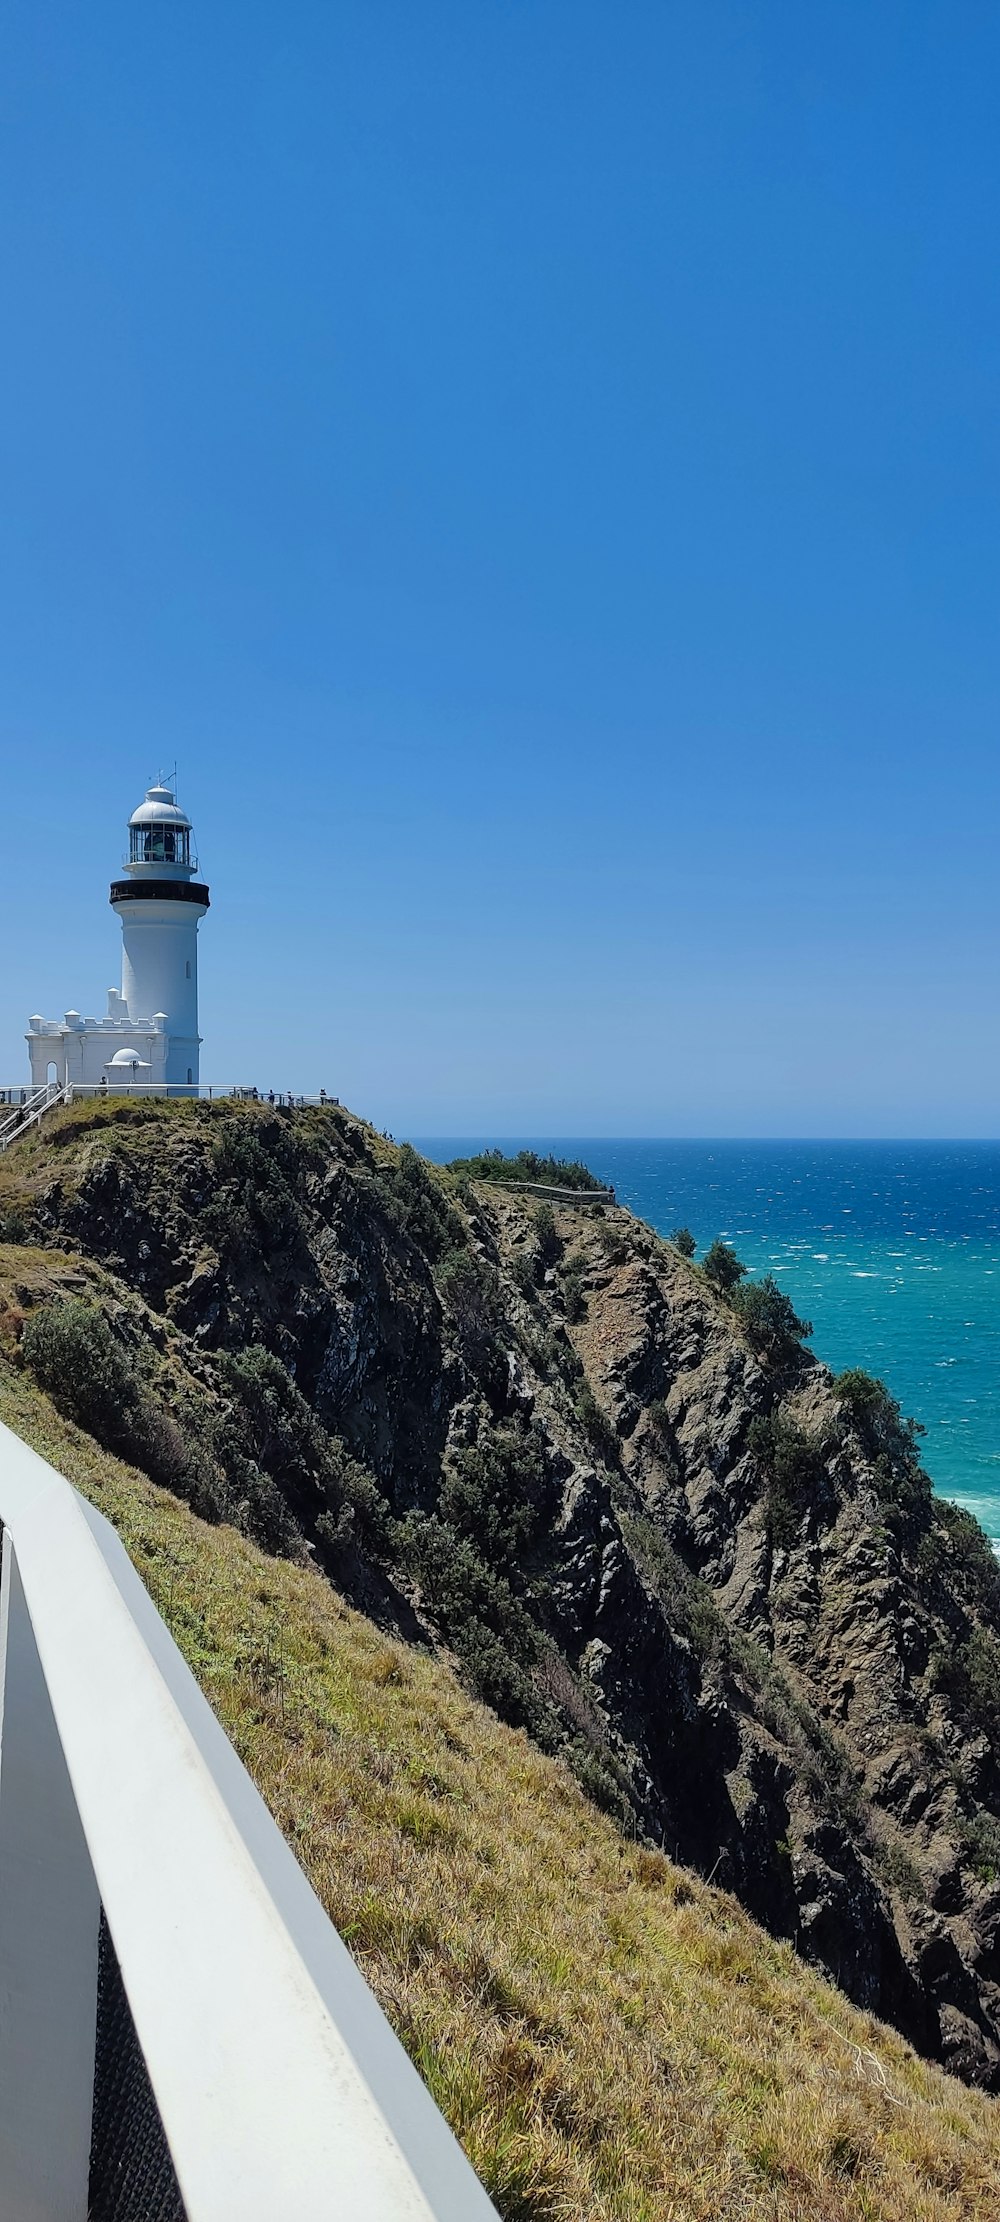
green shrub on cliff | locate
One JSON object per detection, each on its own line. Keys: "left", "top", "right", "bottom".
{"left": 435, "top": 1248, "right": 501, "bottom": 1352}
{"left": 560, "top": 1250, "right": 589, "bottom": 1322}
{"left": 647, "top": 1397, "right": 674, "bottom": 1446}
{"left": 22, "top": 1298, "right": 133, "bottom": 1436}
{"left": 510, "top": 1245, "right": 537, "bottom": 1299}
{"left": 445, "top": 1148, "right": 602, "bottom": 1192}
{"left": 957, "top": 1811, "right": 1000, "bottom": 1884}
{"left": 21, "top": 1298, "right": 221, "bottom": 1521}
{"left": 734, "top": 1274, "right": 812, "bottom": 1359}
{"left": 437, "top": 1422, "right": 552, "bottom": 1575}
{"left": 832, "top": 1370, "right": 932, "bottom": 1537}
{"left": 207, "top": 1344, "right": 391, "bottom": 1563}
{"left": 702, "top": 1239, "right": 747, "bottom": 1295}
{"left": 532, "top": 1200, "right": 561, "bottom": 1265}
{"left": 833, "top": 1369, "right": 922, "bottom": 1457}
{"left": 598, "top": 1221, "right": 633, "bottom": 1264}
{"left": 209, "top": 1345, "right": 333, "bottom": 1555}
{"left": 931, "top": 1626, "right": 1000, "bottom": 1765}
{"left": 929, "top": 1499, "right": 1000, "bottom": 1623}
{"left": 354, "top": 1140, "right": 468, "bottom": 1261}
{"left": 377, "top": 1142, "right": 467, "bottom": 1258}
{"left": 208, "top": 1119, "right": 304, "bottom": 1254}
{"left": 21, "top": 1300, "right": 388, "bottom": 1570}
{"left": 671, "top": 1225, "right": 697, "bottom": 1258}
{"left": 527, "top": 1323, "right": 582, "bottom": 1385}
{"left": 397, "top": 1512, "right": 545, "bottom": 1732}
{"left": 749, "top": 1411, "right": 832, "bottom": 1550}
{"left": 574, "top": 1381, "right": 618, "bottom": 1462}
{"left": 622, "top": 1510, "right": 724, "bottom": 1662}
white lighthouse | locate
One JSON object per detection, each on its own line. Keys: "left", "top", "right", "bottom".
{"left": 27, "top": 782, "right": 210, "bottom": 1092}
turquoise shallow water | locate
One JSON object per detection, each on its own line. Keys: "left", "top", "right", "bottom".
{"left": 413, "top": 1140, "right": 1000, "bottom": 1544}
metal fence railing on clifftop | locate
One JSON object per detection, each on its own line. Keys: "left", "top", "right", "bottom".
{"left": 0, "top": 1082, "right": 72, "bottom": 1153}
{"left": 0, "top": 1420, "right": 500, "bottom": 2222}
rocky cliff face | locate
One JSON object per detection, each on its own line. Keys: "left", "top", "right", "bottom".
{"left": 4, "top": 1096, "right": 1000, "bottom": 2089}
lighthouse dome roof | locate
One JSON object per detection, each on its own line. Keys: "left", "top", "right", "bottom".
{"left": 129, "top": 784, "right": 192, "bottom": 831}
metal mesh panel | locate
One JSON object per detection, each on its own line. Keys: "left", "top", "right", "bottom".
{"left": 88, "top": 1908, "right": 187, "bottom": 2222}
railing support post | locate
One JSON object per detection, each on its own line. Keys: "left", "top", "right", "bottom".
{"left": 0, "top": 1535, "right": 100, "bottom": 2220}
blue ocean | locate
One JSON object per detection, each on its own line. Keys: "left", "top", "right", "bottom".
{"left": 413, "top": 1140, "right": 1000, "bottom": 1546}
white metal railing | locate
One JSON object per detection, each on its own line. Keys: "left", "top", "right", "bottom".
{"left": 0, "top": 1420, "right": 499, "bottom": 2222}
{"left": 0, "top": 1086, "right": 345, "bottom": 1117}
{"left": 65, "top": 1085, "right": 344, "bottom": 1106}
{"left": 0, "top": 1084, "right": 51, "bottom": 1137}
{"left": 0, "top": 1083, "right": 71, "bottom": 1153}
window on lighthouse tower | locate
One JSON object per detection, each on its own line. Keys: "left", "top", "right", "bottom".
{"left": 129, "top": 824, "right": 191, "bottom": 866}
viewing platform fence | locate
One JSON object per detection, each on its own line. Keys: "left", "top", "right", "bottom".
{"left": 492, "top": 1179, "right": 615, "bottom": 1205}
{"left": 61, "top": 1085, "right": 344, "bottom": 1104}
{"left": 0, "top": 1419, "right": 500, "bottom": 2221}
{"left": 0, "top": 1084, "right": 343, "bottom": 1111}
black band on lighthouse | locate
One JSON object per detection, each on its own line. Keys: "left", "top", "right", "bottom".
{"left": 109, "top": 881, "right": 211, "bottom": 909}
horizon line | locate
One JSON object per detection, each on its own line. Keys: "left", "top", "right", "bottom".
{"left": 404, "top": 1133, "right": 1000, "bottom": 1146}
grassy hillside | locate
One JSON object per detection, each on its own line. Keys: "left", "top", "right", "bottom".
{"left": 3, "top": 1355, "right": 1000, "bottom": 2221}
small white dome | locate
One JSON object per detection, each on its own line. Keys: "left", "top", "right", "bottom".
{"left": 129, "top": 784, "right": 192, "bottom": 831}
{"left": 107, "top": 1048, "right": 150, "bottom": 1068}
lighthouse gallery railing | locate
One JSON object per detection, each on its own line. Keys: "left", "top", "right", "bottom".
{"left": 0, "top": 1419, "right": 499, "bottom": 2222}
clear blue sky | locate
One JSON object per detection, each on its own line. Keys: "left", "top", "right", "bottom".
{"left": 2, "top": 1, "right": 998, "bottom": 1135}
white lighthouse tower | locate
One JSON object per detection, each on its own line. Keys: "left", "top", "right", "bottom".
{"left": 111, "top": 784, "right": 209, "bottom": 1087}
{"left": 27, "top": 782, "right": 210, "bottom": 1092}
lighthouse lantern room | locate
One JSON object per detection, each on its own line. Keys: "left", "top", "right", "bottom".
{"left": 27, "top": 783, "right": 210, "bottom": 1092}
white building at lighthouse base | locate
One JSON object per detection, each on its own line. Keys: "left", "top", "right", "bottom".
{"left": 27, "top": 995, "right": 171, "bottom": 1090}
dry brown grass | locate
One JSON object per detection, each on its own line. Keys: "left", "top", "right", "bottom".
{"left": 3, "top": 1354, "right": 1000, "bottom": 2220}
